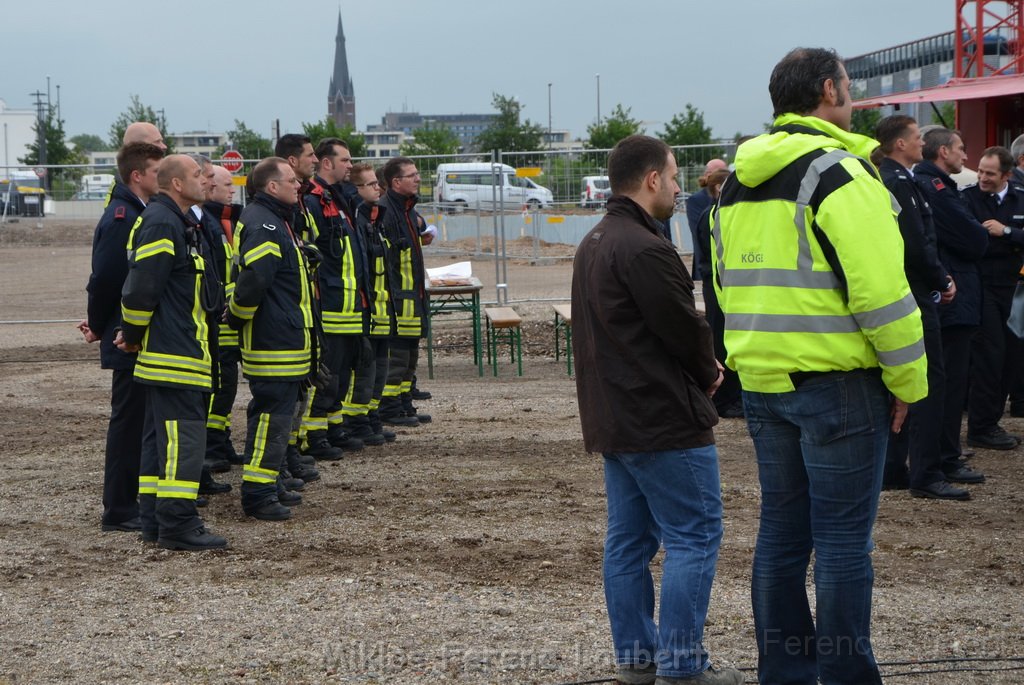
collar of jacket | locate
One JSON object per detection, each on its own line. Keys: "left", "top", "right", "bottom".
{"left": 604, "top": 195, "right": 666, "bottom": 236}
{"left": 913, "top": 159, "right": 956, "bottom": 187}
{"left": 308, "top": 176, "right": 341, "bottom": 218}
{"left": 150, "top": 192, "right": 199, "bottom": 227}
{"left": 386, "top": 187, "right": 417, "bottom": 209}
{"left": 878, "top": 157, "right": 911, "bottom": 176}
{"left": 356, "top": 198, "right": 385, "bottom": 222}
{"left": 771, "top": 113, "right": 879, "bottom": 160}
{"left": 203, "top": 200, "right": 241, "bottom": 223}
{"left": 111, "top": 181, "right": 147, "bottom": 211}
{"left": 253, "top": 191, "right": 296, "bottom": 221}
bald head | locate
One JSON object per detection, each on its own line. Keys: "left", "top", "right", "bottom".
{"left": 209, "top": 165, "right": 235, "bottom": 204}
{"left": 704, "top": 159, "right": 728, "bottom": 174}
{"left": 123, "top": 122, "right": 167, "bottom": 152}
{"left": 156, "top": 154, "right": 205, "bottom": 210}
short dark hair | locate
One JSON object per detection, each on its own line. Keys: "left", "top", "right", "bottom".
{"left": 250, "top": 157, "right": 289, "bottom": 194}
{"left": 981, "top": 146, "right": 1014, "bottom": 174}
{"left": 875, "top": 115, "right": 917, "bottom": 155}
{"left": 922, "top": 127, "right": 960, "bottom": 162}
{"left": 607, "top": 135, "right": 672, "bottom": 195}
{"left": 315, "top": 137, "right": 348, "bottom": 161}
{"left": 769, "top": 47, "right": 845, "bottom": 118}
{"left": 116, "top": 142, "right": 164, "bottom": 183}
{"left": 382, "top": 156, "right": 416, "bottom": 188}
{"left": 275, "top": 133, "right": 311, "bottom": 159}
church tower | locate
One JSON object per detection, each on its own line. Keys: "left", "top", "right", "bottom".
{"left": 327, "top": 10, "right": 356, "bottom": 129}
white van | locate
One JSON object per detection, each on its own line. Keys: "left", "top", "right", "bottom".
{"left": 434, "top": 163, "right": 553, "bottom": 211}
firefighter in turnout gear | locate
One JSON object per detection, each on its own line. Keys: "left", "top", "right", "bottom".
{"left": 201, "top": 165, "right": 245, "bottom": 471}
{"left": 226, "top": 158, "right": 315, "bottom": 521}
{"left": 299, "top": 138, "right": 371, "bottom": 457}
{"left": 117, "top": 155, "right": 228, "bottom": 551}
{"left": 379, "top": 156, "right": 434, "bottom": 426}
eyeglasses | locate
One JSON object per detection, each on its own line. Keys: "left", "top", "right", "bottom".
{"left": 355, "top": 180, "right": 380, "bottom": 188}
{"left": 398, "top": 172, "right": 421, "bottom": 179}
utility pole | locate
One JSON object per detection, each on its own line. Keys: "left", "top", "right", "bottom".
{"left": 595, "top": 73, "right": 601, "bottom": 125}
{"left": 30, "top": 90, "right": 47, "bottom": 168}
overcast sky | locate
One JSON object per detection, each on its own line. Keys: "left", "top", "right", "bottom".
{"left": 2, "top": 1, "right": 954, "bottom": 145}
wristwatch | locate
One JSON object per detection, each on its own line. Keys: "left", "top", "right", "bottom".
{"left": 1004, "top": 225, "right": 1012, "bottom": 236}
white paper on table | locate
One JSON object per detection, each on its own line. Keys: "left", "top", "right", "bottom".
{"left": 426, "top": 261, "right": 473, "bottom": 285}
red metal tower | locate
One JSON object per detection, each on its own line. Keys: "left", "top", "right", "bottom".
{"left": 955, "top": 0, "right": 1024, "bottom": 78}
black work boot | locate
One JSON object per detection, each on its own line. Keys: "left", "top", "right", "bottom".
{"left": 410, "top": 374, "right": 432, "bottom": 400}
{"left": 303, "top": 430, "right": 344, "bottom": 461}
{"left": 343, "top": 414, "right": 385, "bottom": 446}
{"left": 327, "top": 423, "right": 365, "bottom": 452}
{"left": 401, "top": 392, "right": 432, "bottom": 424}
{"left": 286, "top": 445, "right": 321, "bottom": 482}
{"left": 158, "top": 525, "right": 229, "bottom": 550}
{"left": 380, "top": 396, "right": 419, "bottom": 427}
{"left": 368, "top": 409, "right": 397, "bottom": 442}
{"left": 199, "top": 464, "right": 232, "bottom": 495}
{"left": 277, "top": 477, "right": 303, "bottom": 506}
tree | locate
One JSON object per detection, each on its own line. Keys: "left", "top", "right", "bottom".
{"left": 400, "top": 123, "right": 461, "bottom": 156}
{"left": 108, "top": 94, "right": 171, "bottom": 150}
{"left": 659, "top": 104, "right": 714, "bottom": 146}
{"left": 301, "top": 117, "right": 367, "bottom": 157}
{"left": 223, "top": 120, "right": 273, "bottom": 160}
{"left": 69, "top": 133, "right": 111, "bottom": 153}
{"left": 19, "top": 112, "right": 88, "bottom": 196}
{"left": 931, "top": 101, "right": 956, "bottom": 128}
{"left": 474, "top": 93, "right": 544, "bottom": 154}
{"left": 849, "top": 107, "right": 881, "bottom": 137}
{"left": 586, "top": 104, "right": 642, "bottom": 150}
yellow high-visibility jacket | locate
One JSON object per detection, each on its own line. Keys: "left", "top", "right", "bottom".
{"left": 712, "top": 113, "right": 927, "bottom": 403}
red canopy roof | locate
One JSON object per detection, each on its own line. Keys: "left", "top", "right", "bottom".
{"left": 854, "top": 73, "right": 1024, "bottom": 108}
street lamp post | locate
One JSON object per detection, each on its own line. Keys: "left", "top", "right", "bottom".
{"left": 595, "top": 73, "right": 601, "bottom": 125}
{"left": 547, "top": 82, "right": 553, "bottom": 150}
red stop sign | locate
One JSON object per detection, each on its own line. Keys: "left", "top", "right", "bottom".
{"left": 221, "top": 150, "right": 244, "bottom": 173}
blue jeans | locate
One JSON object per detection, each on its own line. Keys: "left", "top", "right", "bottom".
{"left": 743, "top": 370, "right": 888, "bottom": 685}
{"left": 602, "top": 446, "right": 723, "bottom": 678}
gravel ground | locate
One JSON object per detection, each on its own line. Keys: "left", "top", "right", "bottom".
{"left": 0, "top": 224, "right": 1022, "bottom": 684}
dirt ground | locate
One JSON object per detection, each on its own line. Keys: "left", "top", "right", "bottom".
{"left": 0, "top": 221, "right": 1023, "bottom": 684}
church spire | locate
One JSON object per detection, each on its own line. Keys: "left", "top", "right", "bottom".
{"left": 327, "top": 7, "right": 356, "bottom": 128}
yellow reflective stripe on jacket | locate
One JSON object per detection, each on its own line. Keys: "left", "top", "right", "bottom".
{"left": 244, "top": 241, "right": 282, "bottom": 265}
{"left": 134, "top": 238, "right": 175, "bottom": 262}
{"left": 134, "top": 365, "right": 213, "bottom": 388}
{"left": 121, "top": 306, "right": 153, "bottom": 327}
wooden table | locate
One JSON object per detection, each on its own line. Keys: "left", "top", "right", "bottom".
{"left": 425, "top": 276, "right": 484, "bottom": 378}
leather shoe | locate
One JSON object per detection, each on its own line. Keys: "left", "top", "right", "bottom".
{"left": 411, "top": 388, "right": 432, "bottom": 400}
{"left": 966, "top": 429, "right": 1018, "bottom": 450}
{"left": 101, "top": 517, "right": 142, "bottom": 532}
{"left": 140, "top": 529, "right": 158, "bottom": 544}
{"left": 244, "top": 500, "right": 292, "bottom": 521}
{"left": 945, "top": 464, "right": 986, "bottom": 484}
{"left": 158, "top": 526, "right": 229, "bottom": 550}
{"left": 616, "top": 662, "right": 656, "bottom": 684}
{"left": 196, "top": 496, "right": 209, "bottom": 508}
{"left": 654, "top": 665, "right": 744, "bottom": 684}
{"left": 910, "top": 480, "right": 970, "bottom": 500}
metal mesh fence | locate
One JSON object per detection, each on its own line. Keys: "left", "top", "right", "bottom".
{"left": 3, "top": 142, "right": 734, "bottom": 306}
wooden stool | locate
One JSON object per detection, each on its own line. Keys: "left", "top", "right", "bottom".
{"left": 484, "top": 307, "right": 523, "bottom": 377}
{"left": 553, "top": 303, "right": 573, "bottom": 375}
